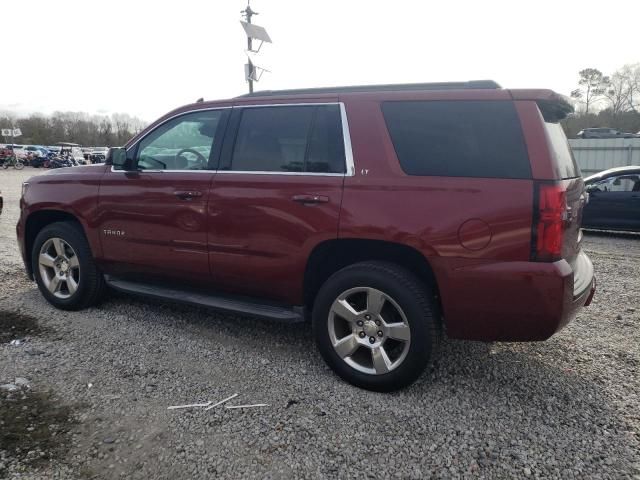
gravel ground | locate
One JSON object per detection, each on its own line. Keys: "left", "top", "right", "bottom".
{"left": 0, "top": 168, "right": 639, "bottom": 479}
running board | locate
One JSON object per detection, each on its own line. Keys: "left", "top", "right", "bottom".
{"left": 104, "top": 277, "right": 304, "bottom": 323}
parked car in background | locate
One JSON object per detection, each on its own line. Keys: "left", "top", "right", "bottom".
{"left": 17, "top": 81, "right": 596, "bottom": 391}
{"left": 5, "top": 145, "right": 27, "bottom": 159}
{"left": 0, "top": 145, "right": 13, "bottom": 164}
{"left": 577, "top": 128, "right": 639, "bottom": 139}
{"left": 89, "top": 147, "right": 109, "bottom": 163}
{"left": 583, "top": 166, "right": 640, "bottom": 232}
{"left": 24, "top": 146, "right": 50, "bottom": 158}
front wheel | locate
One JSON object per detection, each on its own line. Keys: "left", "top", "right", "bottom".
{"left": 32, "top": 221, "right": 106, "bottom": 310}
{"left": 312, "top": 261, "right": 439, "bottom": 392}
{"left": 14, "top": 160, "right": 24, "bottom": 170}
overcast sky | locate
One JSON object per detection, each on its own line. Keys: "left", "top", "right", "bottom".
{"left": 2, "top": 0, "right": 639, "bottom": 121}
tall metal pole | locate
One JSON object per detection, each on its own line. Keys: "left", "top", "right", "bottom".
{"left": 242, "top": 3, "right": 256, "bottom": 94}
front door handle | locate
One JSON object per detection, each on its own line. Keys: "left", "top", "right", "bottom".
{"left": 291, "top": 194, "right": 329, "bottom": 205}
{"left": 174, "top": 191, "right": 203, "bottom": 200}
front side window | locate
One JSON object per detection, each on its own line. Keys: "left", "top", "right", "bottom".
{"left": 134, "top": 110, "right": 225, "bottom": 171}
{"left": 229, "top": 105, "right": 345, "bottom": 173}
{"left": 381, "top": 100, "right": 531, "bottom": 179}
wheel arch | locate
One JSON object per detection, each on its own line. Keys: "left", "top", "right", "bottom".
{"left": 304, "top": 238, "right": 441, "bottom": 314}
{"left": 24, "top": 210, "right": 90, "bottom": 278}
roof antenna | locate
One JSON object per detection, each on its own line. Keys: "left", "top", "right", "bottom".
{"left": 196, "top": 97, "right": 204, "bottom": 103}
{"left": 240, "top": 1, "right": 272, "bottom": 94}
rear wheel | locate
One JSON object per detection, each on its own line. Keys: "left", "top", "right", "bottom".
{"left": 312, "top": 261, "right": 439, "bottom": 392}
{"left": 15, "top": 160, "right": 24, "bottom": 170}
{"left": 32, "top": 222, "right": 106, "bottom": 310}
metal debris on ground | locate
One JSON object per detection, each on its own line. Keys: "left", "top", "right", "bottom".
{"left": 167, "top": 394, "right": 269, "bottom": 411}
{"left": 167, "top": 401, "right": 213, "bottom": 410}
{"left": 226, "top": 403, "right": 269, "bottom": 409}
{"left": 204, "top": 393, "right": 239, "bottom": 411}
{"left": 14, "top": 377, "right": 30, "bottom": 387}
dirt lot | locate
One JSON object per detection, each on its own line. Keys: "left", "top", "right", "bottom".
{"left": 0, "top": 168, "right": 639, "bottom": 479}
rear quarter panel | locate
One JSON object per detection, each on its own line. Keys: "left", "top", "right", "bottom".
{"left": 339, "top": 94, "right": 536, "bottom": 339}
{"left": 339, "top": 95, "right": 534, "bottom": 259}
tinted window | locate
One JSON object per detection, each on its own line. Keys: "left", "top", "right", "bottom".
{"left": 307, "top": 106, "right": 346, "bottom": 173}
{"left": 381, "top": 101, "right": 531, "bottom": 178}
{"left": 544, "top": 122, "right": 580, "bottom": 179}
{"left": 134, "top": 110, "right": 224, "bottom": 171}
{"left": 230, "top": 105, "right": 345, "bottom": 173}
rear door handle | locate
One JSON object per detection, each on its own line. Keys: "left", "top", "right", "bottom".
{"left": 174, "top": 190, "right": 203, "bottom": 200}
{"left": 291, "top": 194, "right": 329, "bottom": 205}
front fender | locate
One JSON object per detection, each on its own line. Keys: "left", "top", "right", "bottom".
{"left": 19, "top": 165, "right": 108, "bottom": 268}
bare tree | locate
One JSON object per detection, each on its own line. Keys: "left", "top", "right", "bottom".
{"left": 603, "top": 71, "right": 628, "bottom": 115}
{"left": 621, "top": 63, "right": 640, "bottom": 112}
{"left": 571, "top": 68, "right": 609, "bottom": 114}
{"left": 600, "top": 64, "right": 640, "bottom": 115}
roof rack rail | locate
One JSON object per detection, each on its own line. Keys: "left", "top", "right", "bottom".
{"left": 236, "top": 80, "right": 501, "bottom": 98}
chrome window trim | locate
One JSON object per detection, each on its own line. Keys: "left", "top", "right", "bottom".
{"left": 339, "top": 103, "right": 356, "bottom": 176}
{"left": 114, "top": 102, "right": 355, "bottom": 177}
{"left": 110, "top": 167, "right": 214, "bottom": 173}
{"left": 216, "top": 170, "right": 345, "bottom": 177}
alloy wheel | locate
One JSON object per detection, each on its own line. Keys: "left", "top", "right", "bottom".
{"left": 38, "top": 237, "right": 81, "bottom": 299}
{"left": 327, "top": 287, "right": 411, "bottom": 375}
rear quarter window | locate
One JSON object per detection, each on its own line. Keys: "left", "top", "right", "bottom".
{"left": 544, "top": 122, "right": 580, "bottom": 179}
{"left": 381, "top": 100, "right": 531, "bottom": 179}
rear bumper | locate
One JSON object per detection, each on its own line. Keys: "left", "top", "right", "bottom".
{"left": 435, "top": 251, "right": 596, "bottom": 341}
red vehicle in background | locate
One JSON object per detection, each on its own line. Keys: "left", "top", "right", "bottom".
{"left": 0, "top": 145, "right": 25, "bottom": 169}
{"left": 16, "top": 80, "right": 595, "bottom": 391}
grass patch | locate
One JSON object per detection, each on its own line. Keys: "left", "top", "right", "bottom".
{"left": 0, "top": 310, "right": 44, "bottom": 344}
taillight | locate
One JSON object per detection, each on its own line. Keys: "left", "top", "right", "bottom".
{"left": 533, "top": 182, "right": 567, "bottom": 262}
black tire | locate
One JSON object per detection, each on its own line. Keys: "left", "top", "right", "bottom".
{"left": 312, "top": 261, "right": 439, "bottom": 392}
{"left": 32, "top": 221, "right": 106, "bottom": 310}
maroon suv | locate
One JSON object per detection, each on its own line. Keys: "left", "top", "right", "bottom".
{"left": 17, "top": 81, "right": 595, "bottom": 391}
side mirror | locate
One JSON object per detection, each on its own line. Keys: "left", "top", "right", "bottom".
{"left": 106, "top": 147, "right": 133, "bottom": 170}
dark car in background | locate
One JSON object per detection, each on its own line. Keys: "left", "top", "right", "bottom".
{"left": 584, "top": 166, "right": 640, "bottom": 232}
{"left": 577, "top": 128, "right": 639, "bottom": 139}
